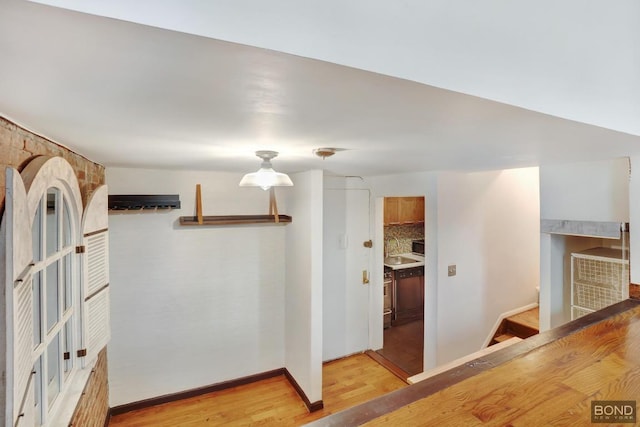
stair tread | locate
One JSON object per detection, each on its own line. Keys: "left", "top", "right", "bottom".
{"left": 494, "top": 333, "right": 516, "bottom": 343}
{"left": 506, "top": 307, "right": 539, "bottom": 332}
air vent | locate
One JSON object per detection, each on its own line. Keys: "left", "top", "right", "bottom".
{"left": 108, "top": 194, "right": 180, "bottom": 211}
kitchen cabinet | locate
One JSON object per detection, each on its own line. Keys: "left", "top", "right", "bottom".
{"left": 384, "top": 197, "right": 401, "bottom": 225}
{"left": 384, "top": 197, "right": 425, "bottom": 225}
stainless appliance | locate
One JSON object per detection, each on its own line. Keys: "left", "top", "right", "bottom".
{"left": 383, "top": 270, "right": 393, "bottom": 328}
{"left": 412, "top": 239, "right": 425, "bottom": 255}
{"left": 393, "top": 266, "right": 424, "bottom": 325}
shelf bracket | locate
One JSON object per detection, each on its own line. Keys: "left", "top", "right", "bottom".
{"left": 269, "top": 187, "right": 280, "bottom": 223}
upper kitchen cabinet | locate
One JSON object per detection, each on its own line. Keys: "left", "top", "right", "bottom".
{"left": 384, "top": 197, "right": 425, "bottom": 225}
{"left": 384, "top": 197, "right": 401, "bottom": 225}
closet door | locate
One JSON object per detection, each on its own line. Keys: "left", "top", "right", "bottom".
{"left": 80, "top": 185, "right": 110, "bottom": 365}
{"left": 2, "top": 167, "right": 35, "bottom": 426}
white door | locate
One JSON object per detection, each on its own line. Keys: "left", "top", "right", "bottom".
{"left": 322, "top": 183, "right": 371, "bottom": 361}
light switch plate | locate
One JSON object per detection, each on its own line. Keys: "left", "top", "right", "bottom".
{"left": 448, "top": 265, "right": 457, "bottom": 277}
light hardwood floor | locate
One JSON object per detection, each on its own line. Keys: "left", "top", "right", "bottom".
{"left": 363, "top": 304, "right": 640, "bottom": 426}
{"left": 109, "top": 353, "right": 406, "bottom": 426}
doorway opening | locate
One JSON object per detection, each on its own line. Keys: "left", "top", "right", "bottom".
{"left": 375, "top": 196, "right": 425, "bottom": 378}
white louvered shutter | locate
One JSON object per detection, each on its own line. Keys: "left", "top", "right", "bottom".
{"left": 3, "top": 168, "right": 35, "bottom": 426}
{"left": 80, "top": 185, "right": 110, "bottom": 365}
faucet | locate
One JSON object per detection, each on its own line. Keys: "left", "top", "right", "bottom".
{"left": 384, "top": 237, "right": 401, "bottom": 257}
{"left": 389, "top": 237, "right": 400, "bottom": 255}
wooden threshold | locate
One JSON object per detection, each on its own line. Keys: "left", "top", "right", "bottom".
{"left": 365, "top": 350, "right": 410, "bottom": 383}
{"left": 305, "top": 299, "right": 640, "bottom": 427}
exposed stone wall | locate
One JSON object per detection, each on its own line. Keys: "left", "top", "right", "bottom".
{"left": 0, "top": 116, "right": 105, "bottom": 215}
{"left": 69, "top": 350, "right": 110, "bottom": 427}
{"left": 0, "top": 115, "right": 109, "bottom": 425}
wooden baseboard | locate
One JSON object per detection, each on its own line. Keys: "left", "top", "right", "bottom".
{"left": 630, "top": 283, "right": 640, "bottom": 300}
{"left": 110, "top": 368, "right": 285, "bottom": 416}
{"left": 109, "top": 366, "right": 324, "bottom": 417}
{"left": 284, "top": 368, "right": 324, "bottom": 412}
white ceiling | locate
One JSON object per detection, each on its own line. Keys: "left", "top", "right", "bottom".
{"left": 1, "top": 0, "right": 639, "bottom": 176}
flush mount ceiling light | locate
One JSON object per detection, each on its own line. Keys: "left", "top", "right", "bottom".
{"left": 239, "top": 150, "right": 293, "bottom": 191}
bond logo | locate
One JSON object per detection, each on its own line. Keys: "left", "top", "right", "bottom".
{"left": 591, "top": 401, "right": 636, "bottom": 423}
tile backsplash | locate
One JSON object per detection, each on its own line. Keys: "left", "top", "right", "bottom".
{"left": 385, "top": 224, "right": 425, "bottom": 255}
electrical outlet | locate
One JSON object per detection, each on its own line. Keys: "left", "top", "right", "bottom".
{"left": 448, "top": 265, "right": 457, "bottom": 277}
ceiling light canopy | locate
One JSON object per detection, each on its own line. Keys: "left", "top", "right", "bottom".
{"left": 239, "top": 150, "right": 293, "bottom": 191}
{"left": 313, "top": 147, "right": 336, "bottom": 159}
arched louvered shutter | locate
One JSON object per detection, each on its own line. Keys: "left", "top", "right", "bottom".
{"left": 2, "top": 167, "right": 35, "bottom": 426}
{"left": 80, "top": 185, "right": 110, "bottom": 365}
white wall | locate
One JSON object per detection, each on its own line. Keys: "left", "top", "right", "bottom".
{"left": 539, "top": 158, "right": 630, "bottom": 330}
{"left": 322, "top": 176, "right": 371, "bottom": 362}
{"left": 436, "top": 168, "right": 539, "bottom": 363}
{"left": 540, "top": 158, "right": 629, "bottom": 222}
{"left": 369, "top": 167, "right": 540, "bottom": 368}
{"left": 322, "top": 177, "right": 347, "bottom": 361}
{"left": 106, "top": 168, "right": 286, "bottom": 406}
{"left": 629, "top": 156, "right": 640, "bottom": 284}
{"left": 284, "top": 170, "right": 323, "bottom": 404}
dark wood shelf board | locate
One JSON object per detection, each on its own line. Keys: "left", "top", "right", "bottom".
{"left": 179, "top": 215, "right": 292, "bottom": 226}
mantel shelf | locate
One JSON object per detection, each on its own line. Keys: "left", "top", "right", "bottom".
{"left": 179, "top": 214, "right": 292, "bottom": 226}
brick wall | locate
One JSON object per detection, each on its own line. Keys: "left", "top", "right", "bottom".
{"left": 0, "top": 115, "right": 109, "bottom": 425}
{"left": 69, "top": 350, "right": 110, "bottom": 427}
{"left": 0, "top": 116, "right": 105, "bottom": 215}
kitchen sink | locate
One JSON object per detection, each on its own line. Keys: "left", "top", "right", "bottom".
{"left": 384, "top": 256, "right": 420, "bottom": 265}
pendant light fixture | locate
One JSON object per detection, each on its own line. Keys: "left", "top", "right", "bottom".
{"left": 239, "top": 150, "right": 293, "bottom": 190}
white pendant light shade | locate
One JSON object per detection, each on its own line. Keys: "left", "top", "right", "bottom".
{"left": 239, "top": 167, "right": 293, "bottom": 190}
{"left": 239, "top": 151, "right": 293, "bottom": 190}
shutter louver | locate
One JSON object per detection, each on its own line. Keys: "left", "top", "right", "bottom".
{"left": 13, "top": 275, "right": 33, "bottom": 423}
{"left": 86, "top": 233, "right": 109, "bottom": 295}
{"left": 81, "top": 186, "right": 110, "bottom": 365}
{"left": 85, "top": 288, "right": 110, "bottom": 358}
{"left": 2, "top": 168, "right": 35, "bottom": 426}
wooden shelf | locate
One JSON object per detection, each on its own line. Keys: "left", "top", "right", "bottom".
{"left": 179, "top": 215, "right": 292, "bottom": 226}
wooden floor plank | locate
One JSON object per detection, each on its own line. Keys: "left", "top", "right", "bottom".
{"left": 109, "top": 353, "right": 406, "bottom": 426}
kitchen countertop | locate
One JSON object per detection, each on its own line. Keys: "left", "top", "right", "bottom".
{"left": 383, "top": 252, "right": 425, "bottom": 270}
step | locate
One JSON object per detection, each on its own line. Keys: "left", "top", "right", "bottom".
{"left": 493, "top": 333, "right": 517, "bottom": 343}
{"left": 506, "top": 307, "right": 539, "bottom": 331}
{"left": 505, "top": 319, "right": 538, "bottom": 339}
